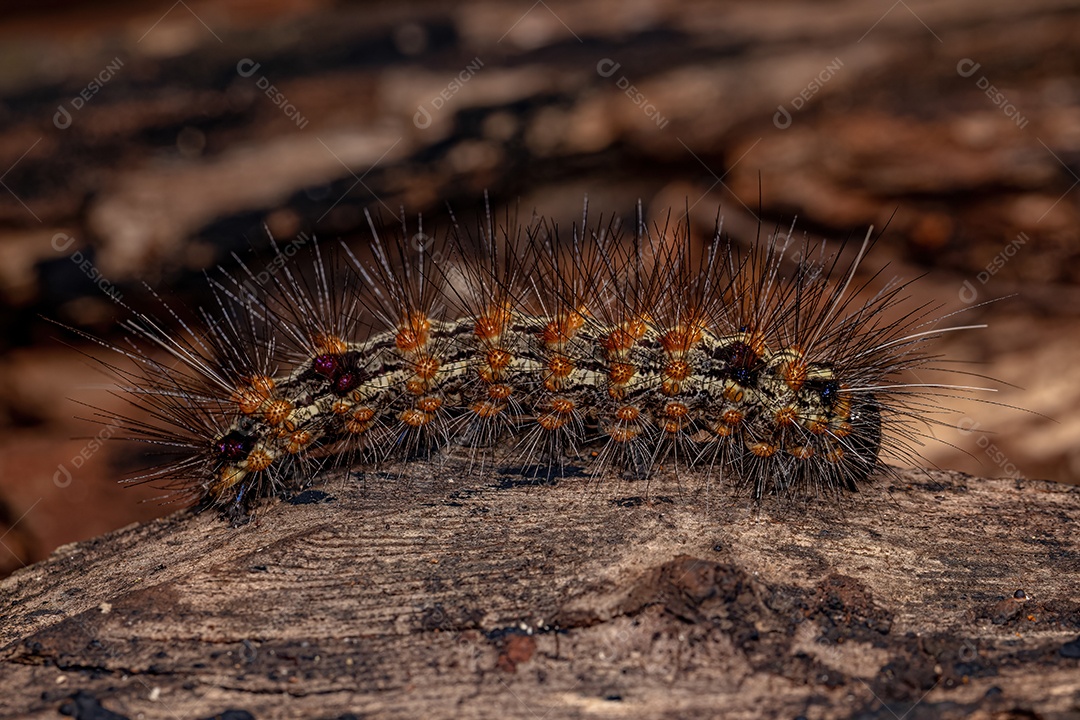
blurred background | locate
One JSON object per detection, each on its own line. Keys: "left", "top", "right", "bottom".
{"left": 1, "top": 0, "right": 1078, "bottom": 577}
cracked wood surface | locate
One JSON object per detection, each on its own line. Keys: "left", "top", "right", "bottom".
{"left": 1, "top": 465, "right": 1078, "bottom": 719}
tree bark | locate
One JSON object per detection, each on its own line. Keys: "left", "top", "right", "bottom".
{"left": 1, "top": 464, "right": 1077, "bottom": 719}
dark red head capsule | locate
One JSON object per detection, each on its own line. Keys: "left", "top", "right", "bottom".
{"left": 215, "top": 431, "right": 254, "bottom": 462}
{"left": 313, "top": 353, "right": 339, "bottom": 377}
{"left": 715, "top": 341, "right": 761, "bottom": 386}
{"left": 333, "top": 371, "right": 360, "bottom": 395}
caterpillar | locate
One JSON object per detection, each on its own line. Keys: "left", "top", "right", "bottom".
{"left": 78, "top": 200, "right": 985, "bottom": 515}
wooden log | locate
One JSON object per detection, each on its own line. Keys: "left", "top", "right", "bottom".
{"left": 1, "top": 464, "right": 1077, "bottom": 718}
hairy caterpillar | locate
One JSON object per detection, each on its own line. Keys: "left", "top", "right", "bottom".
{"left": 78, "top": 201, "right": 985, "bottom": 514}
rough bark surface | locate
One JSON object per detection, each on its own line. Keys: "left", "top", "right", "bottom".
{"left": 1, "top": 465, "right": 1077, "bottom": 719}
